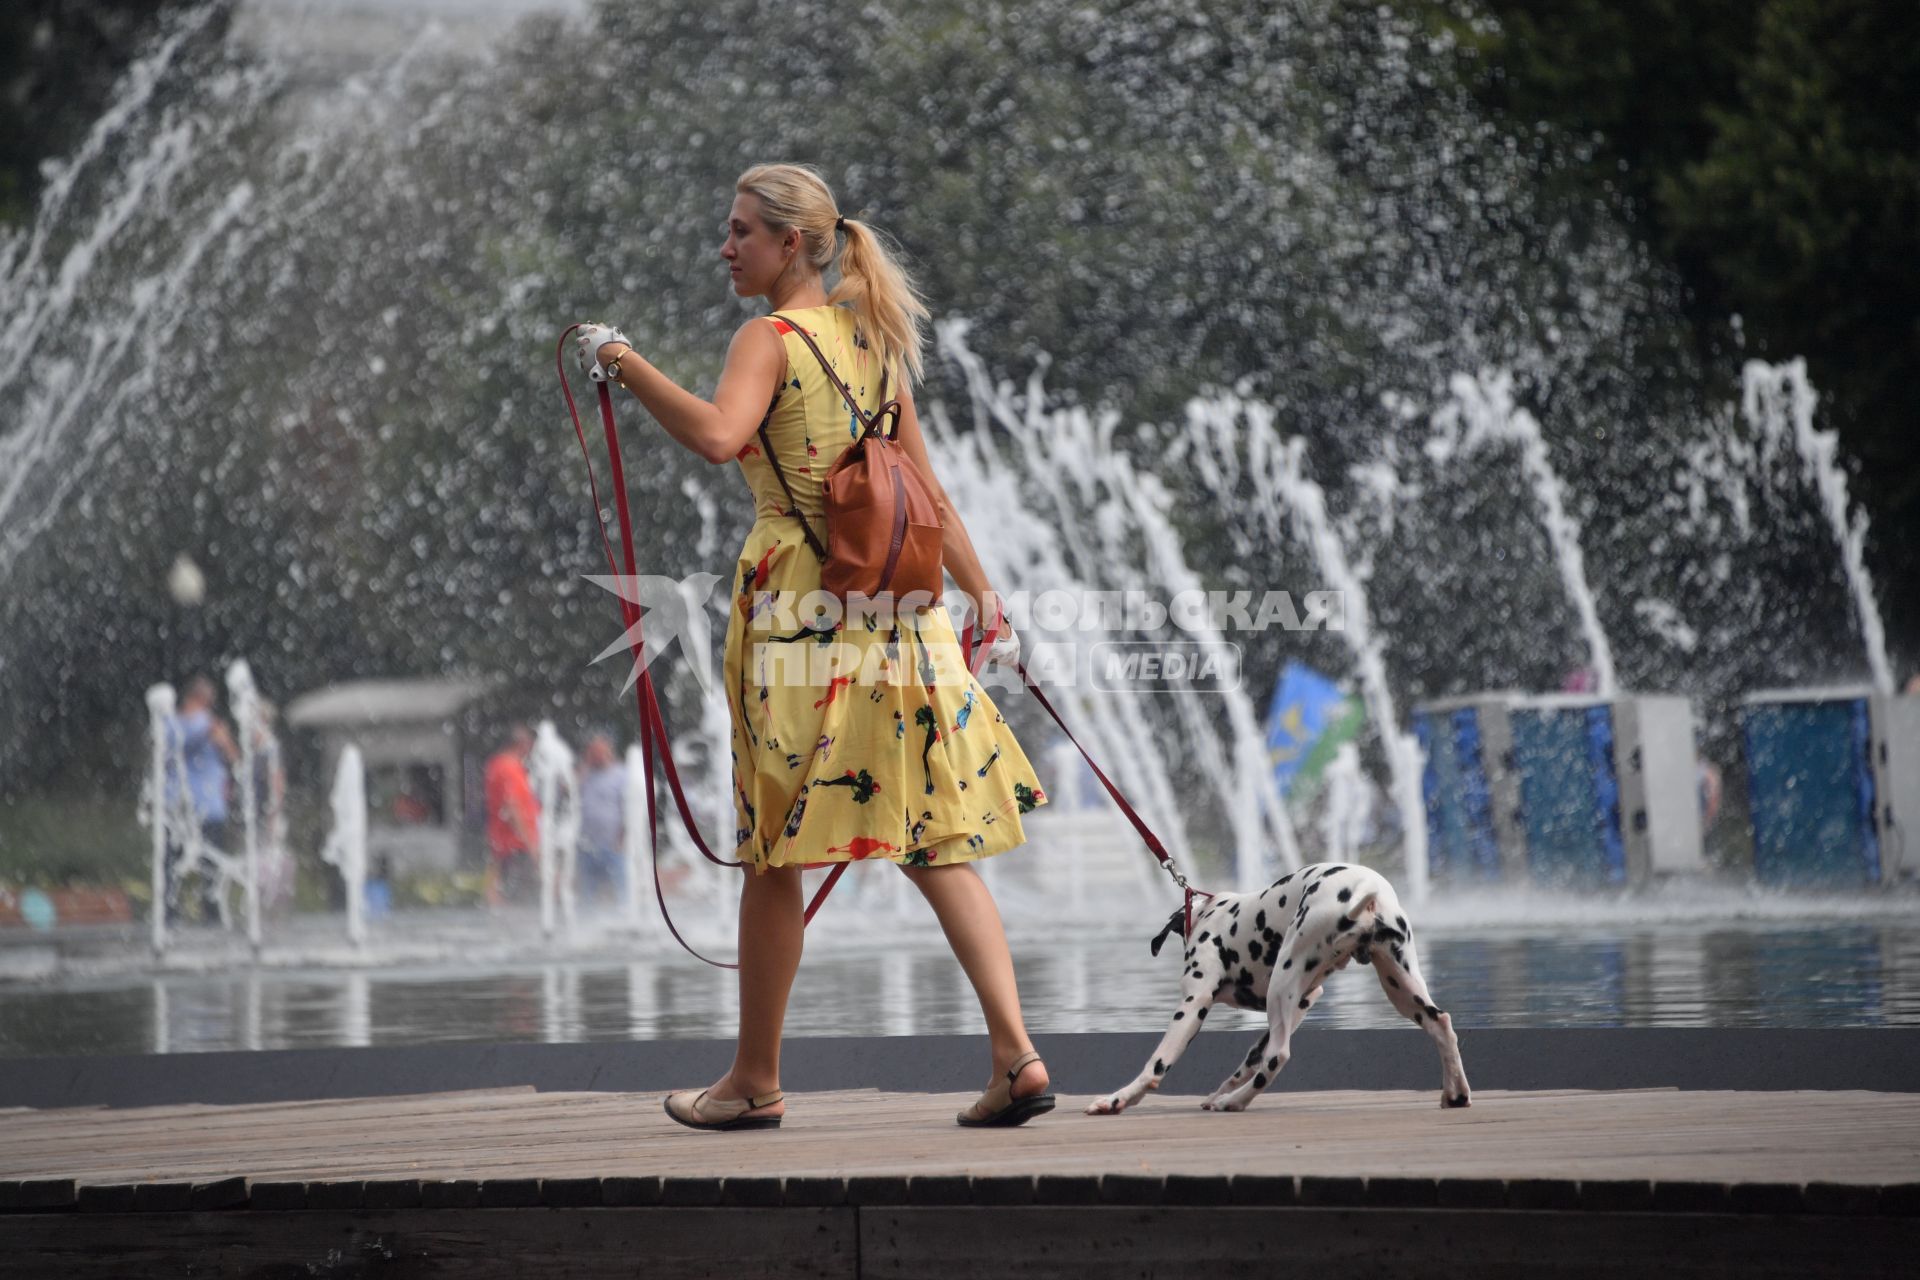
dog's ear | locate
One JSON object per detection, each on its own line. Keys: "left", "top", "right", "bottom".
{"left": 1148, "top": 906, "right": 1184, "bottom": 957}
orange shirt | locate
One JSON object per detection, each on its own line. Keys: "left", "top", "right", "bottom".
{"left": 484, "top": 750, "right": 540, "bottom": 855}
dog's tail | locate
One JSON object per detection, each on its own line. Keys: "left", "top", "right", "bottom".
{"left": 1148, "top": 905, "right": 1185, "bottom": 957}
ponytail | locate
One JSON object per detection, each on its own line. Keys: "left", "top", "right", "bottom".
{"left": 829, "top": 217, "right": 930, "bottom": 386}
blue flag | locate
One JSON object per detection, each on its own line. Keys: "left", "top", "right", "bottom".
{"left": 1265, "top": 660, "right": 1348, "bottom": 795}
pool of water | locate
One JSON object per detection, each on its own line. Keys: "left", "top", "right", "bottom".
{"left": 4, "top": 903, "right": 1918, "bottom": 1058}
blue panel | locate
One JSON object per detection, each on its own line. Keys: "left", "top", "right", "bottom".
{"left": 1417, "top": 708, "right": 1505, "bottom": 884}
{"left": 1512, "top": 707, "right": 1615, "bottom": 887}
{"left": 1584, "top": 706, "right": 1627, "bottom": 884}
{"left": 1741, "top": 698, "right": 1876, "bottom": 886}
{"left": 1452, "top": 708, "right": 1503, "bottom": 880}
{"left": 1852, "top": 701, "right": 1882, "bottom": 882}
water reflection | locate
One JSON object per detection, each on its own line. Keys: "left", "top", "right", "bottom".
{"left": 4, "top": 921, "right": 1919, "bottom": 1058}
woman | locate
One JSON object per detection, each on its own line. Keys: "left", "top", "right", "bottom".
{"left": 575, "top": 162, "right": 1055, "bottom": 1129}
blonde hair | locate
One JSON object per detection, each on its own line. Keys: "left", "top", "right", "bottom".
{"left": 735, "top": 162, "right": 931, "bottom": 385}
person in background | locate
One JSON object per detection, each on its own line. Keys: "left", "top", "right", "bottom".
{"left": 576, "top": 732, "right": 628, "bottom": 908}
{"left": 1697, "top": 758, "right": 1724, "bottom": 833}
{"left": 483, "top": 724, "right": 540, "bottom": 908}
{"left": 162, "top": 675, "right": 240, "bottom": 925}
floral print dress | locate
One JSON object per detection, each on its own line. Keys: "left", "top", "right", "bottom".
{"left": 722, "top": 303, "right": 1048, "bottom": 873}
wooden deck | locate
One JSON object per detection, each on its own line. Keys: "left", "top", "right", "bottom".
{"left": 3, "top": 1086, "right": 1917, "bottom": 1278}
{"left": 6, "top": 1084, "right": 1920, "bottom": 1188}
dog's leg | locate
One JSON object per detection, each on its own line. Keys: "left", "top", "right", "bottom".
{"left": 1371, "top": 932, "right": 1471, "bottom": 1107}
{"left": 1086, "top": 941, "right": 1224, "bottom": 1116}
{"left": 1208, "top": 961, "right": 1326, "bottom": 1112}
{"left": 1199, "top": 1028, "right": 1269, "bottom": 1110}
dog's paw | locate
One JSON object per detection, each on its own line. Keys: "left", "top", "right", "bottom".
{"left": 1085, "top": 1095, "right": 1128, "bottom": 1116}
{"left": 1442, "top": 1092, "right": 1472, "bottom": 1109}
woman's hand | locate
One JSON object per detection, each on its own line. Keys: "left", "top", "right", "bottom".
{"left": 975, "top": 618, "right": 1019, "bottom": 672}
{"left": 574, "top": 322, "right": 631, "bottom": 382}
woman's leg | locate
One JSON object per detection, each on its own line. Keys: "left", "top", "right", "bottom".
{"left": 702, "top": 862, "right": 804, "bottom": 1113}
{"left": 901, "top": 862, "right": 1050, "bottom": 1097}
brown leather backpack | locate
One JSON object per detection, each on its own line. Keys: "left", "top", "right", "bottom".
{"left": 756, "top": 312, "right": 945, "bottom": 605}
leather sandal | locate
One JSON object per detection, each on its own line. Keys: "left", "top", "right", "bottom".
{"left": 956, "top": 1050, "right": 1055, "bottom": 1127}
{"left": 663, "top": 1085, "right": 785, "bottom": 1131}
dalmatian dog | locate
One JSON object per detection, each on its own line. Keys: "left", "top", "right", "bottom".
{"left": 1087, "top": 862, "right": 1471, "bottom": 1115}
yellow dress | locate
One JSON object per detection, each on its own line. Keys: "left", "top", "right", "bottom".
{"left": 721, "top": 303, "right": 1049, "bottom": 873}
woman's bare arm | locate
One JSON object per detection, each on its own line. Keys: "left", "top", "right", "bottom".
{"left": 597, "top": 322, "right": 785, "bottom": 465}
{"left": 890, "top": 378, "right": 1006, "bottom": 630}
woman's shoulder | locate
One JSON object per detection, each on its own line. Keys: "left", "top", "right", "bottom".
{"left": 733, "top": 304, "right": 847, "bottom": 339}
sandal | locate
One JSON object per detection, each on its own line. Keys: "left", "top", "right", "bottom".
{"left": 663, "top": 1085, "right": 785, "bottom": 1131}
{"left": 956, "top": 1050, "right": 1055, "bottom": 1127}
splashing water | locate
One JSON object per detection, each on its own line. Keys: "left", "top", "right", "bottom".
{"left": 1428, "top": 370, "right": 1618, "bottom": 696}
{"left": 1741, "top": 359, "right": 1894, "bottom": 695}
{"left": 0, "top": 0, "right": 1902, "bottom": 936}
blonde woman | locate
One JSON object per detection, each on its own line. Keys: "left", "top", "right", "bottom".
{"left": 574, "top": 163, "right": 1054, "bottom": 1129}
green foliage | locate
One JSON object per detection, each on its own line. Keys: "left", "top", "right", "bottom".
{"left": 0, "top": 788, "right": 146, "bottom": 888}
{"left": 1661, "top": 0, "right": 1920, "bottom": 489}
{"left": 1402, "top": 0, "right": 1919, "bottom": 597}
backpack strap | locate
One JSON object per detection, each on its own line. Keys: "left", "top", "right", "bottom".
{"left": 771, "top": 311, "right": 903, "bottom": 441}
{"left": 749, "top": 343, "right": 828, "bottom": 560}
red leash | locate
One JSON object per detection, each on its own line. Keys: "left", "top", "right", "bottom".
{"left": 557, "top": 327, "right": 1208, "bottom": 967}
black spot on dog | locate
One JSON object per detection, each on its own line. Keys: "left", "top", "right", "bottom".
{"left": 1173, "top": 1010, "right": 1184, "bottom": 1021}
{"left": 1255, "top": 910, "right": 1267, "bottom": 930}
{"left": 1154, "top": 1058, "right": 1166, "bottom": 1074}
{"left": 1338, "top": 887, "right": 1352, "bottom": 903}
{"left": 1252, "top": 1073, "right": 1268, "bottom": 1088}
{"left": 1336, "top": 915, "right": 1354, "bottom": 931}
{"left": 1277, "top": 896, "right": 1287, "bottom": 908}
{"left": 1414, "top": 1011, "right": 1424, "bottom": 1025}
{"left": 1388, "top": 976, "right": 1400, "bottom": 989}
{"left": 1297, "top": 997, "right": 1311, "bottom": 1009}
{"left": 1321, "top": 865, "right": 1346, "bottom": 877}
{"left": 1218, "top": 948, "right": 1241, "bottom": 969}
{"left": 1305, "top": 881, "right": 1321, "bottom": 896}
{"left": 1196, "top": 931, "right": 1210, "bottom": 943}
{"left": 1266, "top": 1056, "right": 1279, "bottom": 1070}
{"left": 1184, "top": 994, "right": 1194, "bottom": 1002}
{"left": 1281, "top": 958, "right": 1292, "bottom": 970}
{"left": 1196, "top": 1007, "right": 1208, "bottom": 1020}
{"left": 1277, "top": 873, "right": 1294, "bottom": 886}
{"left": 1396, "top": 915, "right": 1408, "bottom": 933}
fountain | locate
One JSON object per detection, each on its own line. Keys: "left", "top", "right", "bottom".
{"left": 529, "top": 720, "right": 582, "bottom": 940}
{"left": 224, "top": 659, "right": 265, "bottom": 951}
{"left": 318, "top": 743, "right": 367, "bottom": 947}
{"left": 0, "top": 0, "right": 1914, "bottom": 1069}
